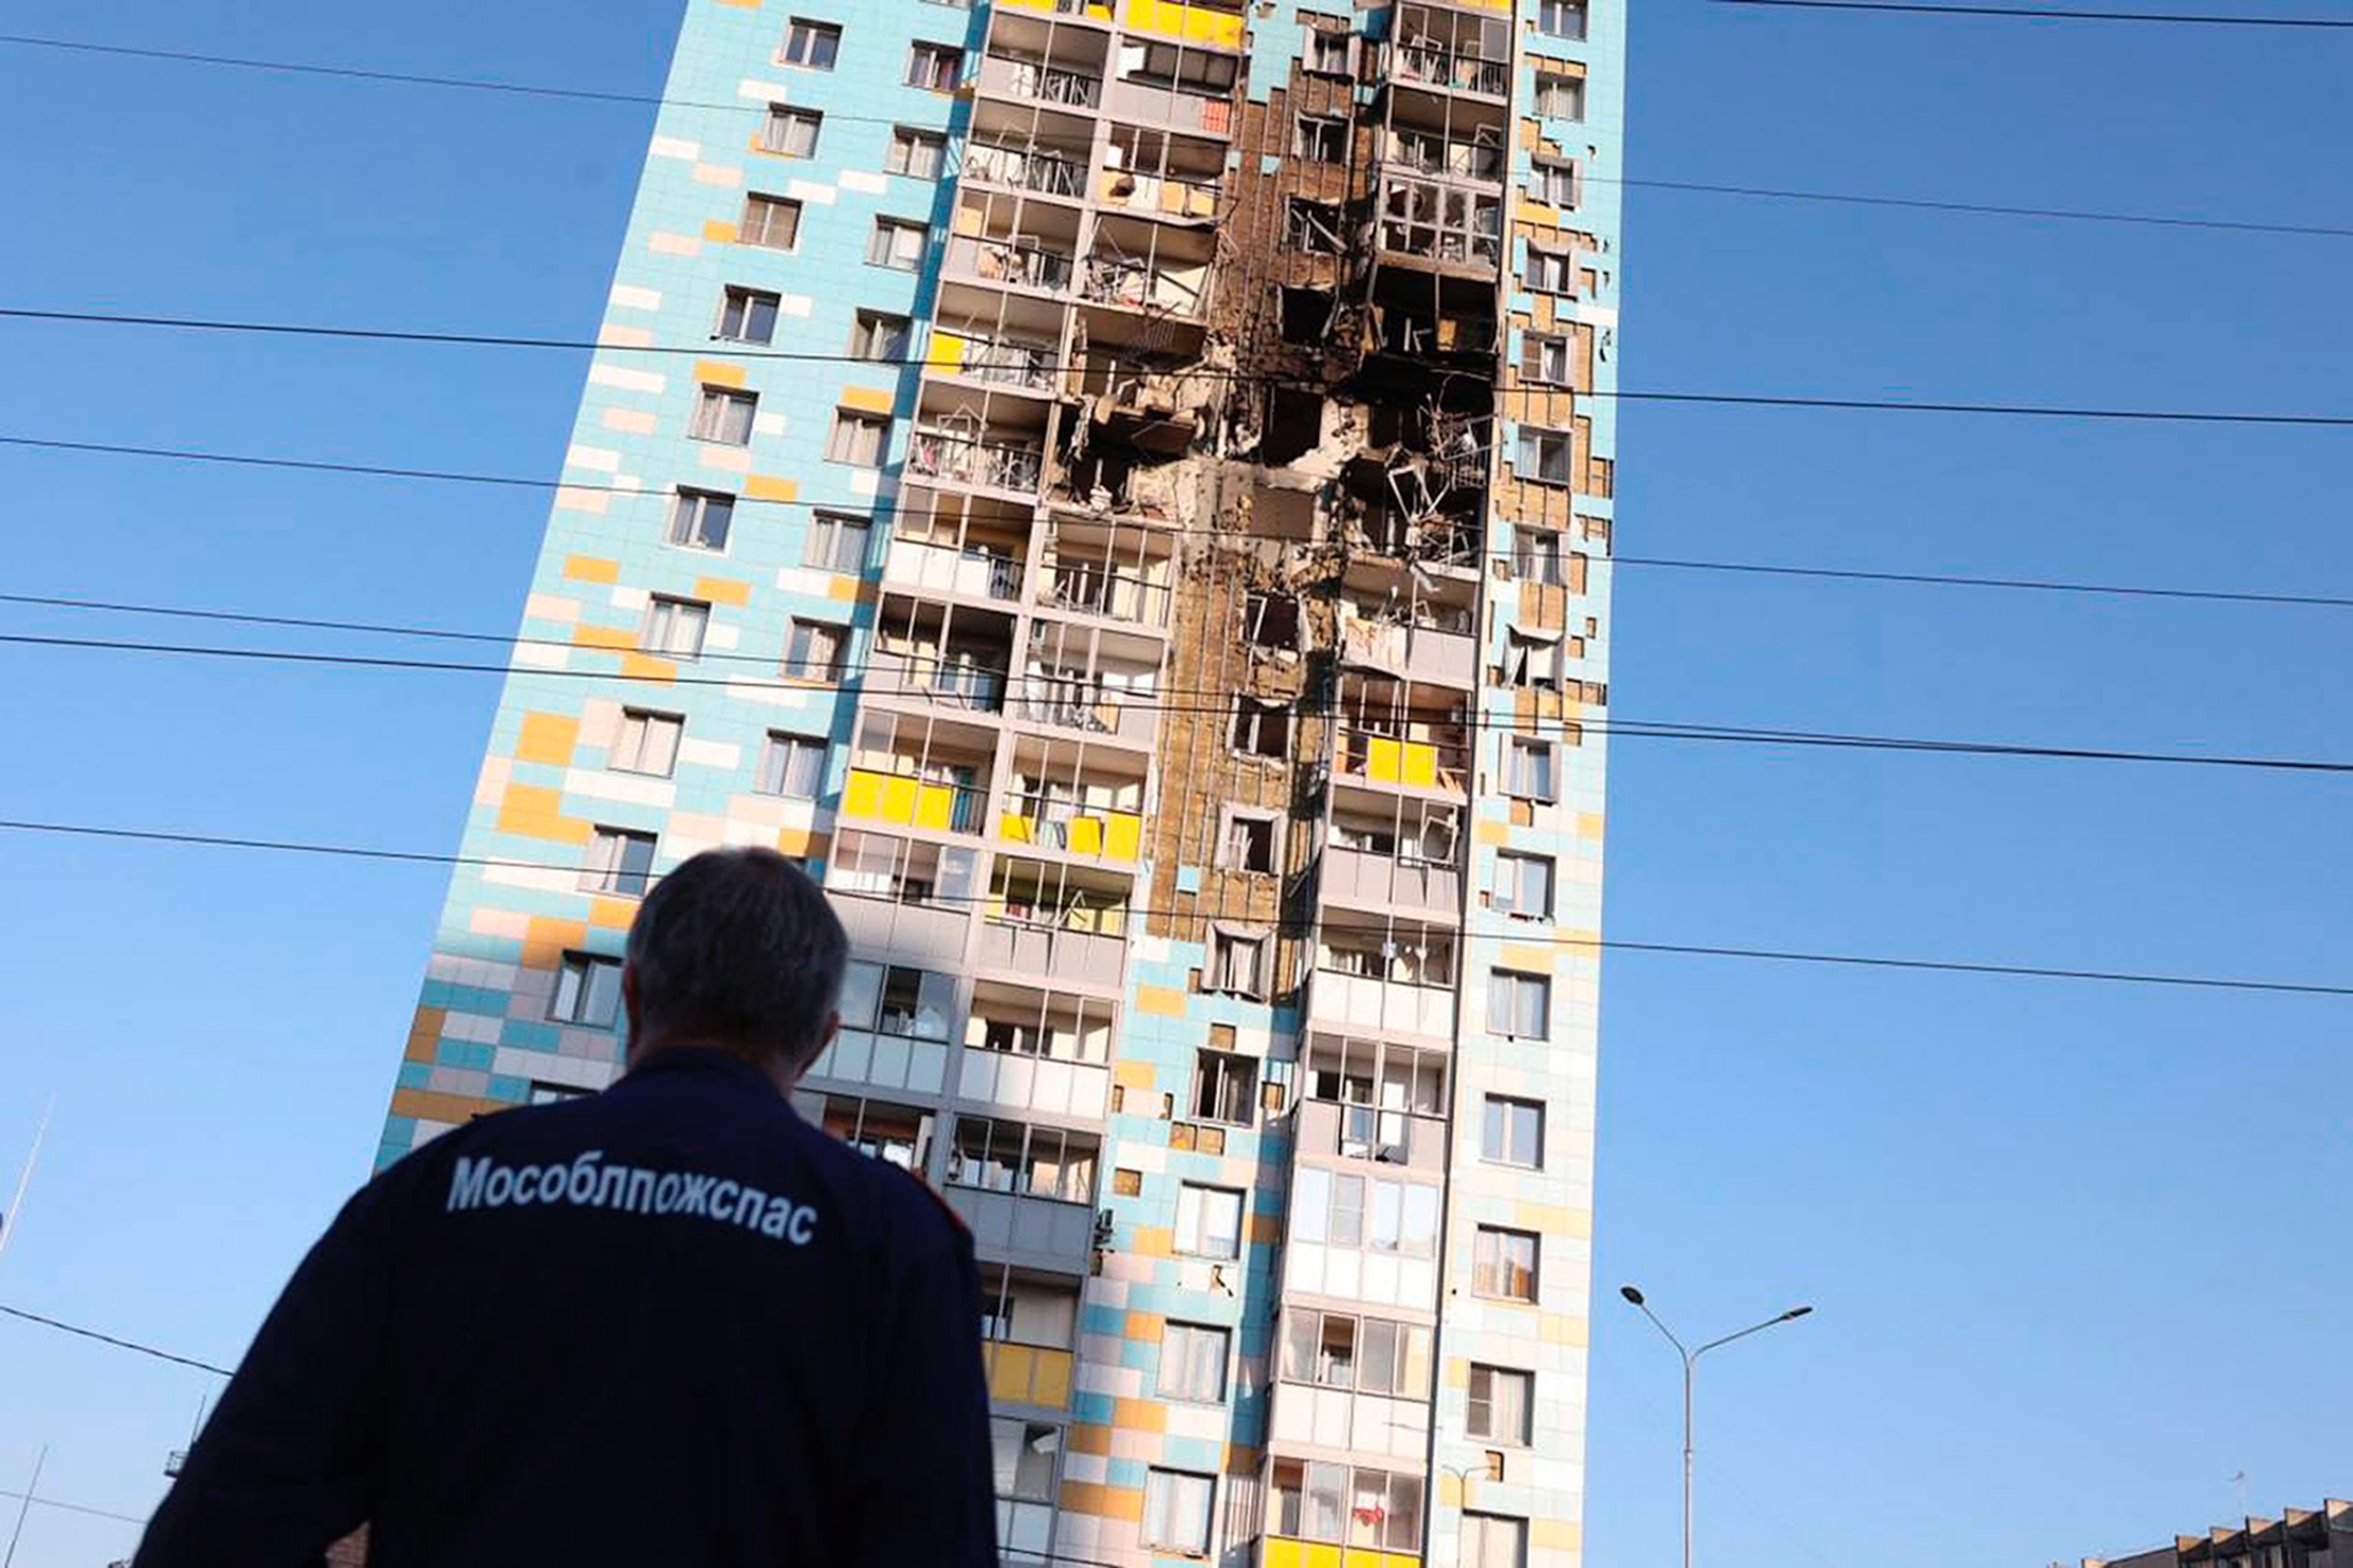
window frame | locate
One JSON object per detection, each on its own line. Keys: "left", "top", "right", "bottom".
{"left": 1174, "top": 1180, "right": 1245, "bottom": 1259}
{"left": 867, "top": 216, "right": 929, "bottom": 271}
{"left": 905, "top": 41, "right": 964, "bottom": 91}
{"left": 1472, "top": 1226, "right": 1540, "bottom": 1303}
{"left": 740, "top": 192, "right": 804, "bottom": 251}
{"left": 1141, "top": 1467, "right": 1217, "bottom": 1557}
{"left": 1481, "top": 1093, "right": 1546, "bottom": 1169}
{"left": 1207, "top": 928, "right": 1268, "bottom": 999}
{"left": 1525, "top": 244, "right": 1572, "bottom": 293}
{"left": 784, "top": 617, "right": 849, "bottom": 682}
{"left": 550, "top": 951, "right": 623, "bottom": 1027}
{"left": 1462, "top": 1511, "right": 1532, "bottom": 1568}
{"left": 887, "top": 125, "right": 947, "bottom": 178}
{"left": 760, "top": 731, "right": 828, "bottom": 797}
{"left": 1487, "top": 967, "right": 1552, "bottom": 1039}
{"left": 1535, "top": 0, "right": 1588, "bottom": 38}
{"left": 826, "top": 408, "right": 892, "bottom": 466}
{"left": 641, "top": 594, "right": 712, "bottom": 660}
{"left": 1217, "top": 807, "right": 1279, "bottom": 875}
{"left": 1533, "top": 70, "right": 1586, "bottom": 121}
{"left": 1192, "top": 1047, "right": 1260, "bottom": 1127}
{"left": 581, "top": 826, "right": 658, "bottom": 898}
{"left": 690, "top": 385, "right": 759, "bottom": 447}
{"left": 1493, "top": 850, "right": 1555, "bottom": 920}
{"left": 849, "top": 308, "right": 912, "bottom": 363}
{"left": 804, "top": 508, "right": 873, "bottom": 574}
{"left": 1302, "top": 25, "right": 1353, "bottom": 75}
{"left": 715, "top": 286, "right": 783, "bottom": 345}
{"left": 781, "top": 17, "right": 843, "bottom": 70}
{"left": 762, "top": 103, "right": 823, "bottom": 157}
{"left": 1519, "top": 427, "right": 1574, "bottom": 486}
{"left": 1503, "top": 735, "right": 1556, "bottom": 802}
{"left": 1293, "top": 113, "right": 1347, "bottom": 162}
{"left": 1156, "top": 1321, "right": 1232, "bottom": 1405}
{"left": 611, "top": 707, "right": 685, "bottom": 778}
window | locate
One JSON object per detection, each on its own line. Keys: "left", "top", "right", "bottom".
{"left": 1534, "top": 70, "right": 1586, "bottom": 120}
{"left": 1473, "top": 1227, "right": 1539, "bottom": 1302}
{"left": 1304, "top": 25, "right": 1351, "bottom": 74}
{"left": 1157, "top": 1322, "right": 1230, "bottom": 1403}
{"left": 716, "top": 286, "right": 782, "bottom": 345}
{"left": 1279, "top": 1309, "right": 1432, "bottom": 1396}
{"left": 642, "top": 595, "right": 710, "bottom": 660}
{"left": 1133, "top": 41, "right": 1239, "bottom": 93}
{"left": 784, "top": 617, "right": 848, "bottom": 681}
{"left": 529, "top": 1082, "right": 593, "bottom": 1105}
{"left": 1242, "top": 590, "right": 1301, "bottom": 650}
{"left": 781, "top": 18, "right": 842, "bottom": 68}
{"left": 887, "top": 126, "right": 947, "bottom": 178}
{"left": 1142, "top": 1468, "right": 1216, "bottom": 1556}
{"left": 1290, "top": 1167, "right": 1438, "bottom": 1259}
{"left": 906, "top": 41, "right": 963, "bottom": 90}
{"left": 948, "top": 1116, "right": 1099, "bottom": 1202}
{"left": 990, "top": 1418, "right": 1059, "bottom": 1502}
{"left": 850, "top": 309, "right": 911, "bottom": 362}
{"left": 1494, "top": 852, "right": 1554, "bottom": 921}
{"left": 1519, "top": 427, "right": 1573, "bottom": 485}
{"left": 550, "top": 952, "right": 623, "bottom": 1026}
{"left": 1535, "top": 0, "right": 1587, "bottom": 37}
{"left": 1208, "top": 931, "right": 1265, "bottom": 997}
{"left": 1504, "top": 735, "right": 1556, "bottom": 800}
{"left": 1294, "top": 114, "right": 1346, "bottom": 162}
{"left": 1504, "top": 629, "right": 1564, "bottom": 690}
{"left": 1193, "top": 1049, "right": 1258, "bottom": 1126}
{"left": 1523, "top": 332, "right": 1572, "bottom": 386}
{"left": 662, "top": 489, "right": 735, "bottom": 557}
{"left": 1482, "top": 1095, "right": 1546, "bottom": 1167}
{"left": 840, "top": 961, "right": 955, "bottom": 1039}
{"left": 582, "top": 827, "right": 657, "bottom": 897}
{"left": 1514, "top": 525, "right": 1568, "bottom": 585}
{"left": 1284, "top": 198, "right": 1344, "bottom": 255}
{"left": 760, "top": 732, "right": 827, "bottom": 797}
{"left": 691, "top": 385, "right": 758, "bottom": 446}
{"left": 1488, "top": 969, "right": 1550, "bottom": 1039}
{"left": 740, "top": 193, "right": 803, "bottom": 250}
{"left": 804, "top": 509, "right": 871, "bottom": 573}
{"left": 612, "top": 709, "right": 683, "bottom": 777}
{"left": 827, "top": 409, "right": 890, "bottom": 465}
{"left": 1175, "top": 1182, "right": 1243, "bottom": 1259}
{"left": 1230, "top": 699, "right": 1288, "bottom": 759}
{"left": 867, "top": 217, "right": 928, "bottom": 270}
{"left": 763, "top": 104, "right": 823, "bottom": 156}
{"left": 1463, "top": 1513, "right": 1530, "bottom": 1568}
{"left": 1219, "top": 811, "right": 1276, "bottom": 874}
{"left": 1526, "top": 245, "right": 1572, "bottom": 293}
{"left": 1531, "top": 159, "right": 1579, "bottom": 208}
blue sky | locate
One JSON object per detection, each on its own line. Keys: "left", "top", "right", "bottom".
{"left": 2, "top": 2, "right": 2348, "bottom": 1565}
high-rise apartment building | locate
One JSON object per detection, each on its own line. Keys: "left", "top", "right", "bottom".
{"left": 378, "top": 0, "right": 1620, "bottom": 1558}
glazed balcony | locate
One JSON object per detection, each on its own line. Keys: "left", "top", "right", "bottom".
{"left": 1307, "top": 925, "right": 1458, "bottom": 1042}
{"left": 946, "top": 1115, "right": 1101, "bottom": 1274}
{"left": 978, "top": 857, "right": 1131, "bottom": 992}
{"left": 959, "top": 977, "right": 1117, "bottom": 1122}
{"left": 961, "top": 139, "right": 1092, "bottom": 201}
{"left": 946, "top": 234, "right": 1078, "bottom": 296}
{"left": 908, "top": 427, "right": 1047, "bottom": 497}
{"left": 975, "top": 53, "right": 1105, "bottom": 108}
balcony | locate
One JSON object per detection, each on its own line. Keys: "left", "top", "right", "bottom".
{"left": 1081, "top": 256, "right": 1207, "bottom": 319}
{"left": 1382, "top": 125, "right": 1504, "bottom": 184}
{"left": 868, "top": 597, "right": 1016, "bottom": 715}
{"left": 826, "top": 829, "right": 982, "bottom": 968}
{"left": 1039, "top": 555, "right": 1174, "bottom": 631}
{"left": 1294, "top": 1095, "right": 1445, "bottom": 1174}
{"left": 947, "top": 1115, "right": 1101, "bottom": 1272}
{"left": 1334, "top": 723, "right": 1470, "bottom": 795}
{"left": 840, "top": 768, "right": 988, "bottom": 836}
{"left": 885, "top": 534, "right": 1026, "bottom": 605}
{"left": 928, "top": 327, "right": 1059, "bottom": 395}
{"left": 1120, "top": 0, "right": 1246, "bottom": 50}
{"left": 979, "top": 857, "right": 1131, "bottom": 991}
{"left": 1385, "top": 40, "right": 1507, "bottom": 97}
{"left": 1336, "top": 601, "right": 1476, "bottom": 687}
{"left": 982, "top": 1273, "right": 1082, "bottom": 1407}
{"left": 961, "top": 140, "right": 1092, "bottom": 201}
{"left": 976, "top": 52, "right": 1105, "bottom": 107}
{"left": 1347, "top": 508, "right": 1482, "bottom": 574}
{"left": 959, "top": 977, "right": 1116, "bottom": 1121}
{"left": 1307, "top": 926, "right": 1458, "bottom": 1042}
{"left": 999, "top": 791, "right": 1144, "bottom": 864}
{"left": 1319, "top": 841, "right": 1461, "bottom": 919}
{"left": 947, "top": 234, "right": 1077, "bottom": 295}
{"left": 1104, "top": 74, "right": 1235, "bottom": 137}
{"left": 908, "top": 427, "right": 1046, "bottom": 496}
{"left": 1376, "top": 175, "right": 1502, "bottom": 270}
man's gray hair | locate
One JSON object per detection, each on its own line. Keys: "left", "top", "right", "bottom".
{"left": 623, "top": 847, "right": 849, "bottom": 1066}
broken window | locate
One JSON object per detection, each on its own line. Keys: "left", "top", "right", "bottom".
{"left": 1193, "top": 1049, "right": 1259, "bottom": 1125}
{"left": 1242, "top": 590, "right": 1301, "bottom": 650}
{"left": 1220, "top": 809, "right": 1278, "bottom": 874}
{"left": 1304, "top": 25, "right": 1351, "bottom": 75}
{"left": 1526, "top": 245, "right": 1572, "bottom": 293}
{"left": 1531, "top": 158, "right": 1579, "bottom": 208}
{"left": 1280, "top": 286, "right": 1335, "bottom": 345}
{"left": 1504, "top": 629, "right": 1563, "bottom": 691}
{"left": 1517, "top": 427, "right": 1573, "bottom": 485}
{"left": 1230, "top": 698, "right": 1290, "bottom": 760}
{"left": 1208, "top": 931, "right": 1267, "bottom": 998}
{"left": 1379, "top": 177, "right": 1500, "bottom": 265}
{"left": 1284, "top": 197, "right": 1344, "bottom": 255}
{"left": 1514, "top": 525, "right": 1569, "bottom": 586}
{"left": 1534, "top": 70, "right": 1586, "bottom": 120}
{"left": 1262, "top": 390, "right": 1324, "bottom": 466}
{"left": 1522, "top": 332, "right": 1572, "bottom": 386}
{"left": 1293, "top": 114, "right": 1347, "bottom": 162}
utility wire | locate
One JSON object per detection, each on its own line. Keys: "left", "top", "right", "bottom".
{"left": 3, "top": 816, "right": 2349, "bottom": 997}
{"left": 1714, "top": 0, "right": 2353, "bottom": 25}
{"left": 4, "top": 34, "right": 2349, "bottom": 241}
{"left": 0, "top": 1489, "right": 146, "bottom": 1529}
{"left": 9, "top": 318, "right": 2353, "bottom": 427}
{"left": 0, "top": 1303, "right": 233, "bottom": 1378}
{"left": 10, "top": 627, "right": 2352, "bottom": 775}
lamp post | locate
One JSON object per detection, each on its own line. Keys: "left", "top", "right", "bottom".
{"left": 1618, "top": 1284, "right": 1811, "bottom": 1568}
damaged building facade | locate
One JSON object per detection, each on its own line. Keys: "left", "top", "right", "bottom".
{"left": 375, "top": 0, "right": 1622, "bottom": 1562}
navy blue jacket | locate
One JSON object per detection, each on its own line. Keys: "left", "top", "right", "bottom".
{"left": 136, "top": 1049, "right": 998, "bottom": 1567}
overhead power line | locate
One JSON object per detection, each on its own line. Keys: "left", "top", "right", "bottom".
{"left": 0, "top": 1302, "right": 233, "bottom": 1378}
{"left": 1713, "top": 0, "right": 2353, "bottom": 25}
{"left": 10, "top": 317, "right": 2353, "bottom": 426}
{"left": 2, "top": 816, "right": 2347, "bottom": 998}
{"left": 0, "top": 1488, "right": 146, "bottom": 1529}
{"left": 2, "top": 34, "right": 2349, "bottom": 241}
{"left": 9, "top": 627, "right": 2353, "bottom": 776}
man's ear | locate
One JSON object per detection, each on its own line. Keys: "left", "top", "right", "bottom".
{"left": 789, "top": 1010, "right": 843, "bottom": 1090}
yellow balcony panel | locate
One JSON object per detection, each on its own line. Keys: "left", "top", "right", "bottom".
{"left": 928, "top": 330, "right": 969, "bottom": 371}
{"left": 1402, "top": 739, "right": 1438, "bottom": 787}
{"left": 1366, "top": 735, "right": 1402, "bottom": 783}
{"left": 999, "top": 811, "right": 1036, "bottom": 843}
{"left": 1123, "top": 0, "right": 1245, "bottom": 47}
{"left": 1104, "top": 811, "right": 1142, "bottom": 861}
{"left": 913, "top": 781, "right": 957, "bottom": 831}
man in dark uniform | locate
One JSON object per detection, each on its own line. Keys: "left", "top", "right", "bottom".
{"left": 136, "top": 847, "right": 999, "bottom": 1566}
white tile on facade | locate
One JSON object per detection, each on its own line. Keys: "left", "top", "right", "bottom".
{"left": 608, "top": 283, "right": 663, "bottom": 312}
{"left": 649, "top": 135, "right": 700, "bottom": 161}
{"left": 587, "top": 364, "right": 666, "bottom": 396}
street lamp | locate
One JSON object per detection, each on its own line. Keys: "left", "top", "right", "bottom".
{"left": 1618, "top": 1284, "right": 1811, "bottom": 1568}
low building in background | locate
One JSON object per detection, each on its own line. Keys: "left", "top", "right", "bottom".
{"left": 2087, "top": 1499, "right": 2351, "bottom": 1568}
